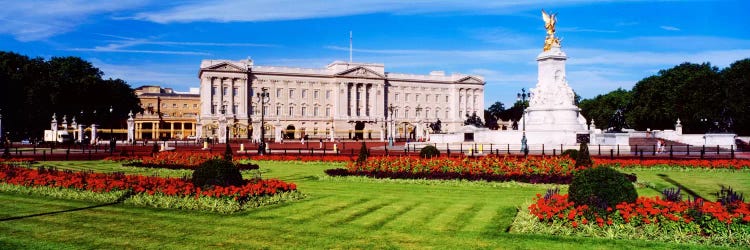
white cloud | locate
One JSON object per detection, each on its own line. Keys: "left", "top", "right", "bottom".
{"left": 566, "top": 48, "right": 750, "bottom": 67}
{"left": 660, "top": 25, "right": 680, "bottom": 31}
{"left": 130, "top": 0, "right": 641, "bottom": 23}
{"left": 68, "top": 35, "right": 277, "bottom": 55}
{"left": 90, "top": 59, "right": 198, "bottom": 91}
{"left": 558, "top": 27, "right": 618, "bottom": 33}
{"left": 0, "top": 1, "right": 147, "bottom": 41}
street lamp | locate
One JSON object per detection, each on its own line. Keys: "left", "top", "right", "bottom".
{"left": 256, "top": 88, "right": 270, "bottom": 154}
{"left": 518, "top": 88, "right": 529, "bottom": 157}
{"left": 109, "top": 106, "right": 115, "bottom": 153}
{"left": 387, "top": 104, "right": 395, "bottom": 147}
{"left": 220, "top": 105, "right": 232, "bottom": 160}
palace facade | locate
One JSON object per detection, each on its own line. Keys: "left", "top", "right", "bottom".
{"left": 133, "top": 86, "right": 200, "bottom": 140}
{"left": 197, "top": 59, "right": 484, "bottom": 142}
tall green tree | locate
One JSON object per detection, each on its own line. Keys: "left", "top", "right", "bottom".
{"left": 628, "top": 62, "right": 721, "bottom": 133}
{"left": 721, "top": 59, "right": 750, "bottom": 135}
{"left": 579, "top": 88, "right": 631, "bottom": 130}
{"left": 0, "top": 52, "right": 143, "bottom": 141}
{"left": 484, "top": 101, "right": 505, "bottom": 130}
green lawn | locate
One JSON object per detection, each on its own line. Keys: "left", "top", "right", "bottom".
{"left": 1, "top": 161, "right": 748, "bottom": 249}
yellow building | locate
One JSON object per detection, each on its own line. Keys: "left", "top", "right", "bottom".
{"left": 134, "top": 86, "right": 200, "bottom": 140}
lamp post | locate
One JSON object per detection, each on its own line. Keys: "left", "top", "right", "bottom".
{"left": 256, "top": 88, "right": 270, "bottom": 154}
{"left": 220, "top": 105, "right": 232, "bottom": 160}
{"left": 388, "top": 104, "right": 395, "bottom": 147}
{"left": 518, "top": 88, "right": 529, "bottom": 157}
{"left": 700, "top": 118, "right": 709, "bottom": 133}
{"left": 109, "top": 106, "right": 115, "bottom": 153}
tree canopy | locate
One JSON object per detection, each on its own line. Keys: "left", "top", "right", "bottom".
{"left": 0, "top": 51, "right": 143, "bottom": 140}
{"left": 578, "top": 59, "right": 750, "bottom": 135}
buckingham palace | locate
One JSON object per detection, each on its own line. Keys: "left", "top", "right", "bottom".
{"left": 197, "top": 59, "right": 484, "bottom": 143}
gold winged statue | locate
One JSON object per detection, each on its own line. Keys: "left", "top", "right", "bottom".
{"left": 542, "top": 9, "right": 560, "bottom": 51}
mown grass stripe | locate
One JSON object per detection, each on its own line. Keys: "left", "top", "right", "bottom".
{"left": 326, "top": 199, "right": 394, "bottom": 226}
{"left": 363, "top": 201, "right": 421, "bottom": 230}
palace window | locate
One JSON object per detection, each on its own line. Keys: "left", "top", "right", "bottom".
{"left": 289, "top": 89, "right": 295, "bottom": 98}
{"left": 416, "top": 94, "right": 420, "bottom": 102}
{"left": 211, "top": 105, "right": 216, "bottom": 114}
{"left": 302, "top": 89, "right": 307, "bottom": 98}
{"left": 301, "top": 107, "right": 307, "bottom": 117}
{"left": 263, "top": 106, "right": 268, "bottom": 116}
{"left": 405, "top": 94, "right": 410, "bottom": 102}
{"left": 172, "top": 103, "right": 177, "bottom": 108}
{"left": 395, "top": 93, "right": 399, "bottom": 101}
{"left": 289, "top": 107, "right": 294, "bottom": 116}
{"left": 326, "top": 90, "right": 331, "bottom": 99}
{"left": 435, "top": 110, "right": 439, "bottom": 118}
{"left": 233, "top": 87, "right": 238, "bottom": 96}
{"left": 183, "top": 104, "right": 188, "bottom": 108}
{"left": 276, "top": 88, "right": 282, "bottom": 98}
{"left": 445, "top": 96, "right": 449, "bottom": 102}
{"left": 314, "top": 107, "right": 319, "bottom": 116}
{"left": 435, "top": 95, "right": 439, "bottom": 102}
{"left": 426, "top": 94, "right": 431, "bottom": 102}
{"left": 212, "top": 87, "right": 216, "bottom": 96}
{"left": 314, "top": 90, "right": 319, "bottom": 99}
{"left": 276, "top": 106, "right": 281, "bottom": 116}
{"left": 325, "top": 107, "right": 330, "bottom": 116}
{"left": 223, "top": 87, "right": 228, "bottom": 96}
{"left": 193, "top": 104, "right": 198, "bottom": 109}
{"left": 233, "top": 105, "right": 238, "bottom": 114}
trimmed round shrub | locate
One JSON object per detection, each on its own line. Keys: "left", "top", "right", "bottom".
{"left": 561, "top": 149, "right": 578, "bottom": 160}
{"left": 419, "top": 145, "right": 440, "bottom": 158}
{"left": 192, "top": 159, "right": 244, "bottom": 188}
{"left": 568, "top": 166, "right": 637, "bottom": 212}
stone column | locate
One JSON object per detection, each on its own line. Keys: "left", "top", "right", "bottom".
{"left": 90, "top": 124, "right": 97, "bottom": 144}
{"left": 195, "top": 116, "right": 202, "bottom": 139}
{"left": 127, "top": 112, "right": 135, "bottom": 143}
{"left": 51, "top": 113, "right": 58, "bottom": 134}
{"left": 77, "top": 124, "right": 84, "bottom": 143}
{"left": 366, "top": 84, "right": 372, "bottom": 117}
{"left": 61, "top": 115, "right": 68, "bottom": 132}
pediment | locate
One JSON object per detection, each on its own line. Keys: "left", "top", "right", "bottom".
{"left": 456, "top": 76, "right": 483, "bottom": 84}
{"left": 335, "top": 66, "right": 385, "bottom": 79}
{"left": 206, "top": 62, "right": 245, "bottom": 72}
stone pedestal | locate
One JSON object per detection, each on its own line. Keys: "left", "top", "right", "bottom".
{"left": 521, "top": 45, "right": 588, "bottom": 144}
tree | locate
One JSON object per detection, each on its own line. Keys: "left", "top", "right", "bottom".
{"left": 721, "top": 59, "right": 750, "bottom": 135}
{"left": 499, "top": 100, "right": 528, "bottom": 123}
{"left": 628, "top": 62, "right": 721, "bottom": 133}
{"left": 483, "top": 101, "right": 504, "bottom": 130}
{"left": 579, "top": 88, "right": 631, "bottom": 130}
{"left": 0, "top": 52, "right": 143, "bottom": 141}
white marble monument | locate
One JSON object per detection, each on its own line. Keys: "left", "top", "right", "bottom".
{"left": 517, "top": 10, "right": 588, "bottom": 145}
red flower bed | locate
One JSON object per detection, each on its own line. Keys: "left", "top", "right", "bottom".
{"left": 326, "top": 156, "right": 586, "bottom": 184}
{"left": 593, "top": 158, "right": 750, "bottom": 169}
{"left": 234, "top": 154, "right": 352, "bottom": 163}
{"left": 529, "top": 193, "right": 750, "bottom": 232}
{"left": 0, "top": 164, "right": 296, "bottom": 200}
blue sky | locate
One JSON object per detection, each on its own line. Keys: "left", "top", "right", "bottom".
{"left": 1, "top": 0, "right": 748, "bottom": 107}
